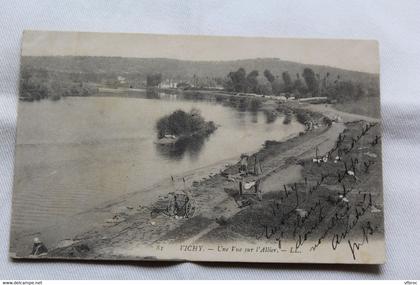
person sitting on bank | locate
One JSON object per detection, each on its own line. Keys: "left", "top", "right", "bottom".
{"left": 31, "top": 237, "right": 48, "bottom": 256}
{"left": 239, "top": 154, "right": 249, "bottom": 174}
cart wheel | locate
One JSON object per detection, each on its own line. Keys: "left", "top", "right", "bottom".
{"left": 185, "top": 201, "right": 195, "bottom": 218}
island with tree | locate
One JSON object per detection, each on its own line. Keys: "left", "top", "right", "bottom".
{"left": 155, "top": 109, "right": 217, "bottom": 144}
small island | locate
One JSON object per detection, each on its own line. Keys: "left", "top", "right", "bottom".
{"left": 155, "top": 109, "right": 217, "bottom": 144}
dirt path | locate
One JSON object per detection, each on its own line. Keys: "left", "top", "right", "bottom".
{"left": 301, "top": 103, "right": 381, "bottom": 123}
{"left": 175, "top": 122, "right": 346, "bottom": 245}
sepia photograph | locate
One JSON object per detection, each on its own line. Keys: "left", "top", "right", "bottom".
{"left": 10, "top": 31, "right": 384, "bottom": 264}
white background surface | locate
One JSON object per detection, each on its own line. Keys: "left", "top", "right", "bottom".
{"left": 1, "top": 0, "right": 419, "bottom": 280}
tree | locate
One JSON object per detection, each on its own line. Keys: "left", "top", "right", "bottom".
{"left": 227, "top": 68, "right": 247, "bottom": 92}
{"left": 328, "top": 80, "right": 364, "bottom": 103}
{"left": 271, "top": 77, "right": 283, "bottom": 96}
{"left": 167, "top": 110, "right": 192, "bottom": 137}
{"left": 282, "top": 71, "right": 293, "bottom": 92}
{"left": 155, "top": 109, "right": 216, "bottom": 139}
{"left": 263, "top": 69, "right": 275, "bottom": 83}
{"left": 302, "top": 68, "right": 319, "bottom": 96}
{"left": 320, "top": 72, "right": 330, "bottom": 94}
{"left": 293, "top": 73, "right": 307, "bottom": 97}
{"left": 255, "top": 76, "right": 272, "bottom": 95}
{"left": 146, "top": 73, "right": 162, "bottom": 87}
{"left": 246, "top": 70, "right": 259, "bottom": 93}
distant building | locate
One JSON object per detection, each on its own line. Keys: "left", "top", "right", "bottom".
{"left": 191, "top": 76, "right": 224, "bottom": 90}
{"left": 159, "top": 79, "right": 177, "bottom": 89}
{"left": 176, "top": 82, "right": 191, "bottom": 89}
{"left": 117, "top": 76, "right": 127, "bottom": 84}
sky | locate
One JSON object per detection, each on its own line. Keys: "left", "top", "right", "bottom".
{"left": 21, "top": 30, "right": 379, "bottom": 74}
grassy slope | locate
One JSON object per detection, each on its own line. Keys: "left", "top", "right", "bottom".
{"left": 333, "top": 97, "right": 381, "bottom": 118}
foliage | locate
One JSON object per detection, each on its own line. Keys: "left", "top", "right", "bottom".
{"left": 223, "top": 64, "right": 378, "bottom": 104}
{"left": 282, "top": 71, "right": 293, "bottom": 93}
{"left": 255, "top": 76, "right": 272, "bottom": 95}
{"left": 20, "top": 68, "right": 97, "bottom": 101}
{"left": 224, "top": 68, "right": 273, "bottom": 95}
{"left": 225, "top": 68, "right": 247, "bottom": 92}
{"left": 302, "top": 68, "right": 319, "bottom": 96}
{"left": 326, "top": 80, "right": 363, "bottom": 102}
{"left": 246, "top": 70, "right": 259, "bottom": 93}
{"left": 293, "top": 73, "right": 307, "bottom": 96}
{"left": 156, "top": 109, "right": 216, "bottom": 139}
{"left": 146, "top": 73, "right": 162, "bottom": 87}
{"left": 263, "top": 69, "right": 275, "bottom": 83}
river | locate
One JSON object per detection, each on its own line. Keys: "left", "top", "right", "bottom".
{"left": 12, "top": 93, "right": 304, "bottom": 234}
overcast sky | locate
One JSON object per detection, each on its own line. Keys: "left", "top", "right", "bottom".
{"left": 22, "top": 31, "right": 379, "bottom": 74}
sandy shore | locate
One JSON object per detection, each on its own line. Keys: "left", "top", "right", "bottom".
{"left": 10, "top": 152, "right": 242, "bottom": 258}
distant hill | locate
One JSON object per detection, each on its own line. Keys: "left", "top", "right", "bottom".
{"left": 21, "top": 56, "right": 379, "bottom": 85}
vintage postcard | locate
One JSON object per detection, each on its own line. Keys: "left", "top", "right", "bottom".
{"left": 10, "top": 31, "right": 384, "bottom": 264}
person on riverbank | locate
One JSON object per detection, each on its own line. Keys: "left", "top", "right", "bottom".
{"left": 31, "top": 237, "right": 48, "bottom": 256}
{"left": 239, "top": 154, "right": 249, "bottom": 174}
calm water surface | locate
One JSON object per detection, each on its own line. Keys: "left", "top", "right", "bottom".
{"left": 13, "top": 94, "right": 304, "bottom": 232}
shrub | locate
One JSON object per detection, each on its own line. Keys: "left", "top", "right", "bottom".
{"left": 156, "top": 109, "right": 216, "bottom": 139}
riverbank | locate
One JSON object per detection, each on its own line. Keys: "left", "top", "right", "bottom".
{"left": 12, "top": 95, "right": 383, "bottom": 263}
{"left": 91, "top": 87, "right": 380, "bottom": 126}
{"left": 11, "top": 98, "right": 323, "bottom": 258}
{"left": 87, "top": 118, "right": 383, "bottom": 263}
{"left": 11, "top": 93, "right": 303, "bottom": 258}
{"left": 9, "top": 153, "right": 241, "bottom": 258}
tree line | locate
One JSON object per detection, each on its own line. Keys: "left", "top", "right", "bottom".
{"left": 19, "top": 68, "right": 97, "bottom": 101}
{"left": 223, "top": 67, "right": 379, "bottom": 102}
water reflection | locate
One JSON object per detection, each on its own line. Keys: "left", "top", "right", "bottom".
{"left": 15, "top": 96, "right": 304, "bottom": 235}
{"left": 146, "top": 89, "right": 160, "bottom": 99}
{"left": 155, "top": 135, "right": 207, "bottom": 161}
{"left": 263, "top": 110, "right": 278, "bottom": 124}
{"left": 143, "top": 90, "right": 291, "bottom": 159}
{"left": 145, "top": 90, "right": 280, "bottom": 125}
{"left": 250, "top": 111, "right": 259, "bottom": 123}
